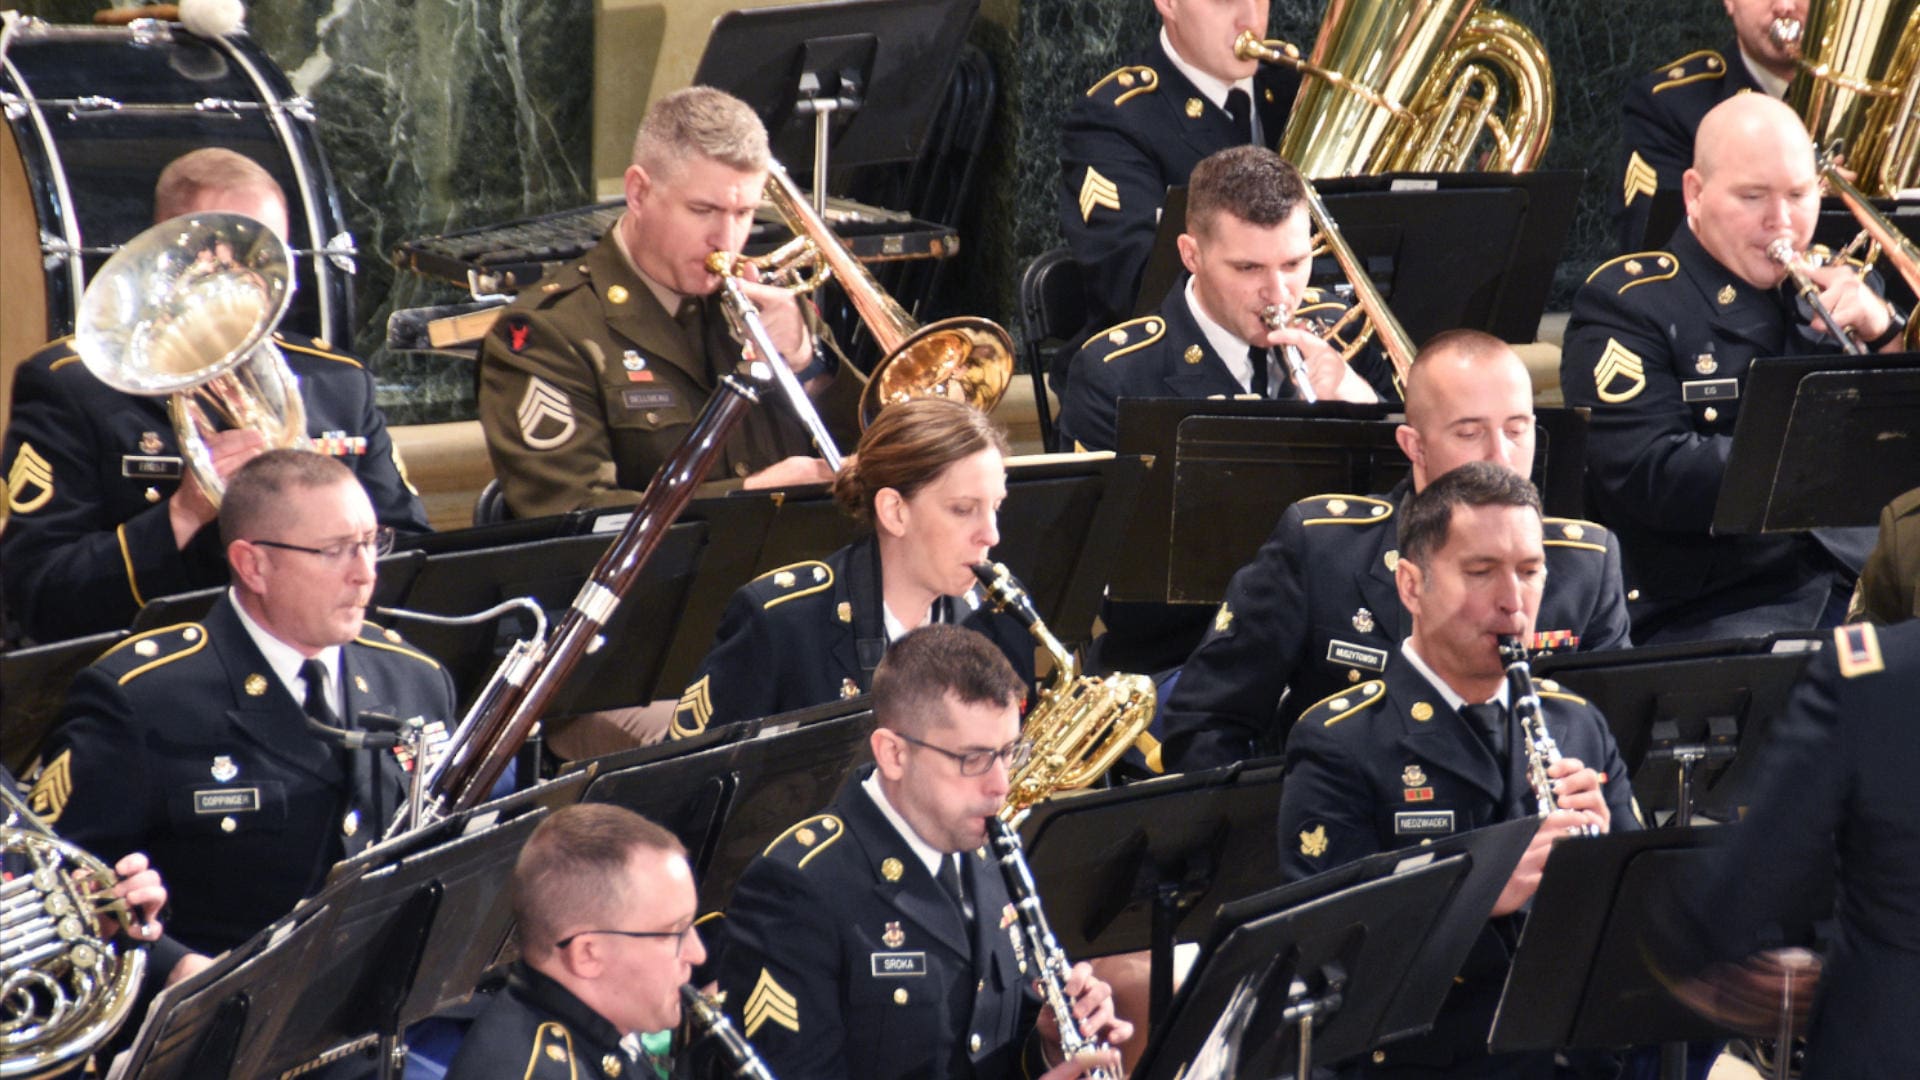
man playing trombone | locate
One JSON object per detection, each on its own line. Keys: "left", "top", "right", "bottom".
{"left": 1562, "top": 93, "right": 1897, "bottom": 645}
{"left": 1055, "top": 145, "right": 1397, "bottom": 454}
{"left": 477, "top": 87, "right": 861, "bottom": 520}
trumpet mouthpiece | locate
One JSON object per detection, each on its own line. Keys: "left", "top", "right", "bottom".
{"left": 1768, "top": 16, "right": 1802, "bottom": 50}
{"left": 705, "top": 251, "right": 739, "bottom": 275}
{"left": 1765, "top": 238, "right": 1797, "bottom": 265}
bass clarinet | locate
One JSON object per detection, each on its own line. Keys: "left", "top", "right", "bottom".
{"left": 1496, "top": 635, "right": 1599, "bottom": 837}
{"left": 681, "top": 984, "right": 778, "bottom": 1080}
{"left": 984, "top": 817, "right": 1116, "bottom": 1079}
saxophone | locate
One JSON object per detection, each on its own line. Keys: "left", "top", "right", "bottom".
{"left": 970, "top": 562, "right": 1158, "bottom": 818}
{"left": 985, "top": 817, "right": 1115, "bottom": 1079}
{"left": 1496, "top": 635, "right": 1599, "bottom": 837}
{"left": 1, "top": 781, "right": 148, "bottom": 1079}
{"left": 681, "top": 984, "right": 778, "bottom": 1080}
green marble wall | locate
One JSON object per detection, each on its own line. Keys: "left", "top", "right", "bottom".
{"left": 13, "top": 0, "right": 1734, "bottom": 423}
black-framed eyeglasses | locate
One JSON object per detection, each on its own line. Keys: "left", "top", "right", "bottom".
{"left": 896, "top": 732, "right": 1033, "bottom": 776}
{"left": 249, "top": 526, "right": 396, "bottom": 564}
{"left": 554, "top": 922, "right": 699, "bottom": 954}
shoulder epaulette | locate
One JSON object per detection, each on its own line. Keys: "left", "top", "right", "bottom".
{"left": 1534, "top": 678, "right": 1590, "bottom": 706}
{"left": 1834, "top": 622, "right": 1885, "bottom": 679}
{"left": 1299, "top": 680, "right": 1386, "bottom": 728}
{"left": 95, "top": 622, "right": 208, "bottom": 685}
{"left": 761, "top": 813, "right": 845, "bottom": 869}
{"left": 1649, "top": 49, "right": 1729, "bottom": 94}
{"left": 523, "top": 1021, "right": 575, "bottom": 1078}
{"left": 1299, "top": 493, "right": 1393, "bottom": 526}
{"left": 1085, "top": 64, "right": 1159, "bottom": 106}
{"left": 27, "top": 335, "right": 81, "bottom": 371}
{"left": 354, "top": 623, "right": 443, "bottom": 669}
{"left": 1584, "top": 250, "right": 1679, "bottom": 295}
{"left": 750, "top": 560, "right": 833, "bottom": 609}
{"left": 273, "top": 333, "right": 363, "bottom": 367}
{"left": 1081, "top": 315, "right": 1166, "bottom": 363}
{"left": 1542, "top": 516, "right": 1609, "bottom": 551}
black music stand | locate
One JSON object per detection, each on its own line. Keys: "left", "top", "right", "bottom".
{"left": 0, "top": 628, "right": 122, "bottom": 774}
{"left": 1490, "top": 831, "right": 1750, "bottom": 1080}
{"left": 1711, "top": 352, "right": 1920, "bottom": 534}
{"left": 1133, "top": 817, "right": 1537, "bottom": 1080}
{"left": 692, "top": 0, "right": 977, "bottom": 190}
{"left": 571, "top": 696, "right": 876, "bottom": 913}
{"left": 1537, "top": 634, "right": 1823, "bottom": 824}
{"left": 1108, "top": 401, "right": 1589, "bottom": 604}
{"left": 1014, "top": 763, "right": 1286, "bottom": 1025}
{"left": 385, "top": 524, "right": 707, "bottom": 716}
{"left": 1133, "top": 172, "right": 1581, "bottom": 345}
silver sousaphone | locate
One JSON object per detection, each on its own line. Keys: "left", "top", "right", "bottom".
{"left": 75, "top": 211, "right": 307, "bottom": 505}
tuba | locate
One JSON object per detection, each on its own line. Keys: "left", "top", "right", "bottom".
{"left": 1774, "top": 0, "right": 1920, "bottom": 198}
{"left": 971, "top": 562, "right": 1158, "bottom": 819}
{"left": 708, "top": 163, "right": 1014, "bottom": 430}
{"left": 74, "top": 212, "right": 306, "bottom": 507}
{"left": 1236, "top": 0, "right": 1554, "bottom": 178}
{"left": 2, "top": 781, "right": 148, "bottom": 1078}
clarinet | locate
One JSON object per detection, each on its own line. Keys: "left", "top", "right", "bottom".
{"left": 1496, "top": 635, "right": 1599, "bottom": 837}
{"left": 985, "top": 818, "right": 1115, "bottom": 1079}
{"left": 681, "top": 984, "right": 779, "bottom": 1080}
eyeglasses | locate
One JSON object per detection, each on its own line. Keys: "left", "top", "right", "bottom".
{"left": 554, "top": 922, "right": 700, "bottom": 955}
{"left": 896, "top": 732, "right": 1032, "bottom": 776}
{"left": 249, "top": 527, "right": 396, "bottom": 564}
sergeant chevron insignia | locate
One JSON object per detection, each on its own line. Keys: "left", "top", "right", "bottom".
{"left": 1594, "top": 339, "right": 1647, "bottom": 403}
{"left": 1622, "top": 151, "right": 1658, "bottom": 207}
{"left": 517, "top": 376, "right": 577, "bottom": 450}
{"left": 1078, "top": 167, "right": 1121, "bottom": 222}
{"left": 744, "top": 968, "right": 800, "bottom": 1037}
{"left": 28, "top": 750, "right": 72, "bottom": 823}
{"left": 671, "top": 675, "right": 713, "bottom": 739}
{"left": 6, "top": 442, "right": 54, "bottom": 514}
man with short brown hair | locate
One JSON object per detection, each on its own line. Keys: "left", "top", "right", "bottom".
{"left": 477, "top": 86, "right": 860, "bottom": 519}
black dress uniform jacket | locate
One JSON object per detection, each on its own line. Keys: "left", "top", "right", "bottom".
{"left": 1057, "top": 37, "right": 1298, "bottom": 338}
{"left": 1561, "top": 227, "right": 1874, "bottom": 644}
{"left": 1161, "top": 480, "right": 1632, "bottom": 771}
{"left": 475, "top": 230, "right": 860, "bottom": 520}
{"left": 1054, "top": 279, "right": 1399, "bottom": 453}
{"left": 717, "top": 771, "right": 1039, "bottom": 1080}
{"left": 1690, "top": 621, "right": 1920, "bottom": 1079}
{"left": 1849, "top": 484, "right": 1920, "bottom": 624}
{"left": 26, "top": 594, "right": 454, "bottom": 955}
{"left": 672, "top": 536, "right": 1036, "bottom": 737}
{"left": 1, "top": 332, "right": 428, "bottom": 644}
{"left": 1276, "top": 652, "right": 1636, "bottom": 1074}
{"left": 446, "top": 962, "right": 661, "bottom": 1080}
{"left": 1611, "top": 44, "right": 1761, "bottom": 252}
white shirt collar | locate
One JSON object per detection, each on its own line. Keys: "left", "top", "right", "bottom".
{"left": 1738, "top": 46, "right": 1790, "bottom": 99}
{"left": 1160, "top": 27, "right": 1259, "bottom": 122}
{"left": 880, "top": 589, "right": 981, "bottom": 644}
{"left": 229, "top": 588, "right": 342, "bottom": 715}
{"left": 862, "top": 768, "right": 948, "bottom": 879}
{"left": 1184, "top": 276, "right": 1267, "bottom": 393}
{"left": 611, "top": 213, "right": 688, "bottom": 319}
{"left": 1400, "top": 637, "right": 1510, "bottom": 714}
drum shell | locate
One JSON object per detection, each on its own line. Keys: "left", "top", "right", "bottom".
{"left": 1, "top": 22, "right": 354, "bottom": 371}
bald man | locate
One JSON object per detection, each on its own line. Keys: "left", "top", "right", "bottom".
{"left": 1160, "top": 330, "right": 1630, "bottom": 771}
{"left": 1562, "top": 94, "right": 1898, "bottom": 646}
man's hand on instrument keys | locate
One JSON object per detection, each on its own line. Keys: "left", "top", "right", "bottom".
{"left": 741, "top": 455, "right": 836, "bottom": 490}
{"left": 1034, "top": 961, "right": 1133, "bottom": 1072}
{"left": 732, "top": 272, "right": 816, "bottom": 376}
{"left": 1262, "top": 325, "right": 1377, "bottom": 403}
{"left": 1805, "top": 261, "right": 1893, "bottom": 345}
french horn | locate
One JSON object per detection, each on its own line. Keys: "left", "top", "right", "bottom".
{"left": 74, "top": 212, "right": 307, "bottom": 507}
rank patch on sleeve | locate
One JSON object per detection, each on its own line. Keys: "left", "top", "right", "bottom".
{"left": 1078, "top": 167, "right": 1121, "bottom": 222}
{"left": 1298, "top": 823, "right": 1329, "bottom": 858}
{"left": 671, "top": 675, "right": 713, "bottom": 739}
{"left": 516, "top": 376, "right": 577, "bottom": 450}
{"left": 1622, "top": 151, "right": 1657, "bottom": 206}
{"left": 1594, "top": 339, "right": 1647, "bottom": 403}
{"left": 28, "top": 750, "right": 72, "bottom": 823}
{"left": 7, "top": 442, "right": 54, "bottom": 515}
{"left": 744, "top": 968, "right": 800, "bottom": 1037}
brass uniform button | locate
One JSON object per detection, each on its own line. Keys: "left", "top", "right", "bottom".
{"left": 893, "top": 987, "right": 909, "bottom": 1005}
{"left": 145, "top": 487, "right": 160, "bottom": 503}
{"left": 970, "top": 1034, "right": 982, "bottom": 1053}
{"left": 220, "top": 816, "right": 237, "bottom": 833}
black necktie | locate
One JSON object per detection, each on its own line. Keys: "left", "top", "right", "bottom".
{"left": 299, "top": 659, "right": 338, "bottom": 728}
{"left": 940, "top": 855, "right": 974, "bottom": 922}
{"left": 1225, "top": 87, "right": 1253, "bottom": 144}
{"left": 1461, "top": 703, "right": 1508, "bottom": 761}
{"left": 1247, "top": 344, "right": 1270, "bottom": 398}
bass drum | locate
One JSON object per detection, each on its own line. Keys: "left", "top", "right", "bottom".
{"left": 0, "top": 16, "right": 355, "bottom": 373}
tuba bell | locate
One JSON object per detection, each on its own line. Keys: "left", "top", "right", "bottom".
{"left": 1774, "top": 0, "right": 1920, "bottom": 197}
{"left": 709, "top": 163, "right": 1014, "bottom": 429}
{"left": 2, "top": 780, "right": 148, "bottom": 1078}
{"left": 74, "top": 211, "right": 307, "bottom": 507}
{"left": 1236, "top": 0, "right": 1554, "bottom": 177}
